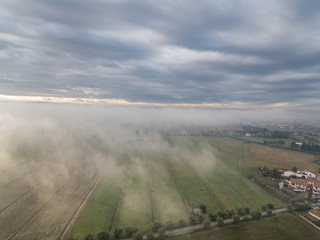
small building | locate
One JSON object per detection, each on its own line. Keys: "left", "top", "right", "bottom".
{"left": 305, "top": 209, "right": 320, "bottom": 223}
{"left": 193, "top": 208, "right": 202, "bottom": 215}
{"left": 303, "top": 171, "right": 316, "bottom": 179}
{"left": 245, "top": 133, "right": 252, "bottom": 137}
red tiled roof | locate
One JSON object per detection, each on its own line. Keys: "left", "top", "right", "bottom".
{"left": 290, "top": 178, "right": 307, "bottom": 185}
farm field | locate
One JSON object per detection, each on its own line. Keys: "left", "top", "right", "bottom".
{"left": 0, "top": 149, "right": 104, "bottom": 240}
{"left": 243, "top": 143, "right": 318, "bottom": 172}
{"left": 69, "top": 137, "right": 284, "bottom": 239}
{"left": 171, "top": 212, "right": 320, "bottom": 240}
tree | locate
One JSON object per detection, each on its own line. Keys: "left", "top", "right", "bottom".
{"left": 203, "top": 219, "right": 211, "bottom": 229}
{"left": 266, "top": 209, "right": 272, "bottom": 216}
{"left": 251, "top": 210, "right": 262, "bottom": 220}
{"left": 261, "top": 205, "right": 267, "bottom": 211}
{"left": 85, "top": 234, "right": 94, "bottom": 240}
{"left": 244, "top": 207, "right": 250, "bottom": 215}
{"left": 208, "top": 213, "right": 217, "bottom": 222}
{"left": 233, "top": 215, "right": 240, "bottom": 224}
{"left": 199, "top": 203, "right": 207, "bottom": 214}
{"left": 198, "top": 215, "right": 204, "bottom": 223}
{"left": 152, "top": 222, "right": 162, "bottom": 232}
{"left": 292, "top": 166, "right": 298, "bottom": 172}
{"left": 287, "top": 203, "right": 294, "bottom": 212}
{"left": 146, "top": 233, "right": 154, "bottom": 240}
{"left": 125, "top": 227, "right": 138, "bottom": 237}
{"left": 97, "top": 232, "right": 109, "bottom": 240}
{"left": 165, "top": 221, "right": 175, "bottom": 230}
{"left": 114, "top": 228, "right": 123, "bottom": 239}
{"left": 267, "top": 203, "right": 274, "bottom": 210}
{"left": 217, "top": 217, "right": 224, "bottom": 227}
{"left": 158, "top": 227, "right": 166, "bottom": 240}
{"left": 132, "top": 232, "right": 143, "bottom": 240}
{"left": 308, "top": 189, "right": 313, "bottom": 200}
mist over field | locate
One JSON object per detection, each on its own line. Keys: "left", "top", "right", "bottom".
{"left": 1, "top": 102, "right": 319, "bottom": 169}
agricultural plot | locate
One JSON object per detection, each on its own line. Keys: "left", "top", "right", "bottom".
{"left": 69, "top": 137, "right": 285, "bottom": 239}
{"left": 243, "top": 143, "right": 318, "bottom": 171}
{"left": 67, "top": 165, "right": 122, "bottom": 240}
{"left": 112, "top": 158, "right": 150, "bottom": 231}
{"left": 171, "top": 212, "right": 320, "bottom": 240}
{"left": 150, "top": 153, "right": 189, "bottom": 224}
{"left": 0, "top": 153, "right": 103, "bottom": 240}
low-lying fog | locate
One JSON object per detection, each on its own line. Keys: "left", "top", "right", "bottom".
{"left": 0, "top": 102, "right": 319, "bottom": 171}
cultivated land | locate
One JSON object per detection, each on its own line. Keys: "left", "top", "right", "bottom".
{"left": 69, "top": 137, "right": 284, "bottom": 239}
{"left": 0, "top": 147, "right": 104, "bottom": 240}
{"left": 4, "top": 135, "right": 316, "bottom": 240}
{"left": 243, "top": 143, "right": 318, "bottom": 172}
{"left": 170, "top": 212, "right": 320, "bottom": 240}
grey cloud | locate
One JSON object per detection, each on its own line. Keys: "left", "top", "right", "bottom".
{"left": 0, "top": 0, "right": 320, "bottom": 107}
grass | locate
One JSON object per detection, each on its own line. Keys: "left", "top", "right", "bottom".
{"left": 243, "top": 143, "right": 318, "bottom": 172}
{"left": 151, "top": 153, "right": 189, "bottom": 224}
{"left": 171, "top": 213, "right": 320, "bottom": 240}
{"left": 112, "top": 157, "right": 151, "bottom": 232}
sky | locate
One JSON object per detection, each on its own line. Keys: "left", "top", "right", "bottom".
{"left": 0, "top": 0, "right": 320, "bottom": 109}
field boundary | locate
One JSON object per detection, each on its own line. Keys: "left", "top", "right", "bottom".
{"left": 183, "top": 160, "right": 226, "bottom": 210}
{"left": 58, "top": 170, "right": 104, "bottom": 240}
{"left": 166, "top": 159, "right": 191, "bottom": 216}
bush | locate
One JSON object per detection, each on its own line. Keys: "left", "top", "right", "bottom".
{"left": 267, "top": 203, "right": 274, "bottom": 209}
{"left": 132, "top": 232, "right": 143, "bottom": 240}
{"left": 217, "top": 217, "right": 224, "bottom": 227}
{"left": 158, "top": 227, "right": 166, "bottom": 240}
{"left": 146, "top": 233, "right": 154, "bottom": 240}
{"left": 189, "top": 216, "right": 196, "bottom": 225}
{"left": 266, "top": 209, "right": 272, "bottom": 216}
{"left": 244, "top": 207, "right": 250, "bottom": 215}
{"left": 165, "top": 221, "right": 175, "bottom": 230}
{"left": 152, "top": 222, "right": 162, "bottom": 232}
{"left": 233, "top": 215, "right": 240, "bottom": 224}
{"left": 125, "top": 227, "right": 138, "bottom": 237}
{"left": 97, "top": 232, "right": 109, "bottom": 240}
{"left": 178, "top": 219, "right": 186, "bottom": 227}
{"left": 251, "top": 210, "right": 262, "bottom": 220}
{"left": 208, "top": 213, "right": 217, "bottom": 222}
{"left": 287, "top": 203, "right": 294, "bottom": 212}
{"left": 203, "top": 219, "right": 211, "bottom": 229}
{"left": 114, "top": 229, "right": 123, "bottom": 239}
{"left": 199, "top": 203, "right": 207, "bottom": 214}
{"left": 85, "top": 234, "right": 94, "bottom": 240}
{"left": 198, "top": 215, "right": 204, "bottom": 223}
{"left": 295, "top": 202, "right": 311, "bottom": 211}
{"left": 289, "top": 196, "right": 305, "bottom": 204}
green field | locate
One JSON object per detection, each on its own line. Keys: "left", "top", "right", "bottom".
{"left": 68, "top": 137, "right": 287, "bottom": 239}
{"left": 171, "top": 213, "right": 320, "bottom": 240}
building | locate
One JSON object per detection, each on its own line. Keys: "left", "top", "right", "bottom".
{"left": 282, "top": 170, "right": 316, "bottom": 179}
{"left": 289, "top": 178, "right": 320, "bottom": 195}
{"left": 193, "top": 208, "right": 202, "bottom": 215}
{"left": 305, "top": 209, "right": 320, "bottom": 223}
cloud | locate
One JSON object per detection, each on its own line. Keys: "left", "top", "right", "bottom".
{"left": 0, "top": 0, "right": 320, "bottom": 107}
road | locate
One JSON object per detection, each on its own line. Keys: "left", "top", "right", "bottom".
{"left": 124, "top": 208, "right": 289, "bottom": 240}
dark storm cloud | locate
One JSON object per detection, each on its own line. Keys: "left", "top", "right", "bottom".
{"left": 0, "top": 0, "right": 320, "bottom": 107}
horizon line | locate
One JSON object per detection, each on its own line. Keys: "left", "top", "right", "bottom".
{"left": 0, "top": 94, "right": 308, "bottom": 110}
